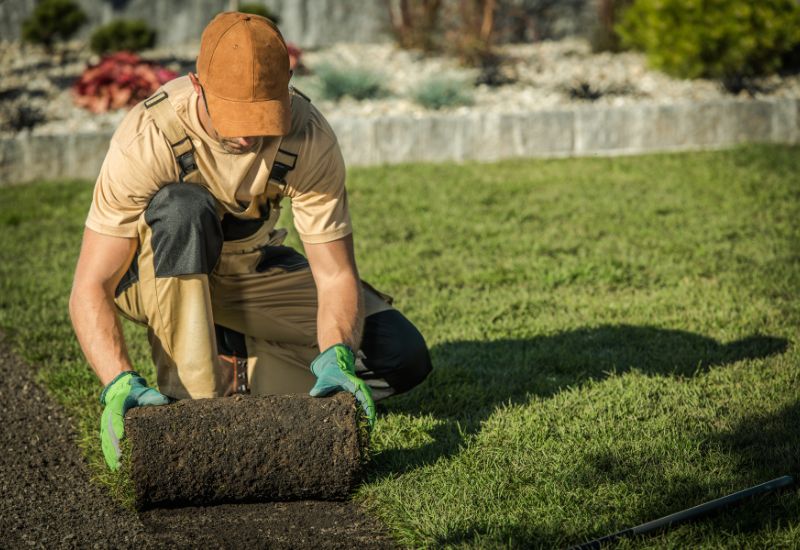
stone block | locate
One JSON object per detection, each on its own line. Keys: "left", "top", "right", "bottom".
{"left": 0, "top": 132, "right": 112, "bottom": 185}
{"left": 420, "top": 115, "right": 469, "bottom": 163}
{"left": 574, "top": 105, "right": 645, "bottom": 154}
{"left": 25, "top": 134, "right": 69, "bottom": 183}
{"left": 682, "top": 101, "right": 734, "bottom": 147}
{"left": 465, "top": 113, "right": 504, "bottom": 162}
{"left": 372, "top": 116, "right": 425, "bottom": 164}
{"left": 329, "top": 117, "right": 372, "bottom": 167}
{"left": 0, "top": 136, "right": 24, "bottom": 185}
{"left": 500, "top": 110, "right": 574, "bottom": 157}
{"left": 67, "top": 132, "right": 113, "bottom": 181}
{"left": 729, "top": 100, "right": 773, "bottom": 144}
{"left": 638, "top": 101, "right": 766, "bottom": 151}
{"left": 770, "top": 98, "right": 800, "bottom": 144}
{"left": 639, "top": 103, "right": 692, "bottom": 150}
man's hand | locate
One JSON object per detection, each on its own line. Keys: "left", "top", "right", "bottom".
{"left": 309, "top": 344, "right": 376, "bottom": 428}
{"left": 100, "top": 371, "right": 170, "bottom": 470}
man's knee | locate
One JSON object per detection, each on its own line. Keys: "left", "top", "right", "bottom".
{"left": 144, "top": 183, "right": 222, "bottom": 277}
{"left": 360, "top": 309, "right": 432, "bottom": 396}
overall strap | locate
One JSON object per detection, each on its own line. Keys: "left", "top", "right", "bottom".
{"left": 265, "top": 86, "right": 313, "bottom": 204}
{"left": 143, "top": 90, "right": 199, "bottom": 182}
{"left": 144, "top": 86, "right": 312, "bottom": 197}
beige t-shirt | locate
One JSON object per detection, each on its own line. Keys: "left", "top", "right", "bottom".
{"left": 86, "top": 76, "right": 351, "bottom": 245}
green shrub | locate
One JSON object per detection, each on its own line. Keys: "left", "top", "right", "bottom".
{"left": 411, "top": 75, "right": 473, "bottom": 110}
{"left": 89, "top": 19, "right": 156, "bottom": 55}
{"left": 238, "top": 2, "right": 280, "bottom": 24}
{"left": 617, "top": 0, "right": 800, "bottom": 80}
{"left": 21, "top": 0, "right": 87, "bottom": 51}
{"left": 314, "top": 63, "right": 388, "bottom": 101}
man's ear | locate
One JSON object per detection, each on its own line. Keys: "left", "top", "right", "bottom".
{"left": 188, "top": 72, "right": 202, "bottom": 95}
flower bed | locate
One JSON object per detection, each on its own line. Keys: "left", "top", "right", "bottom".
{"left": 2, "top": 38, "right": 799, "bottom": 137}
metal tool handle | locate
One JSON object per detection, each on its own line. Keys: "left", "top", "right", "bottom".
{"left": 571, "top": 475, "right": 795, "bottom": 549}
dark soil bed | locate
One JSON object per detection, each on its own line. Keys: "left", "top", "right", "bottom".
{"left": 0, "top": 334, "right": 396, "bottom": 548}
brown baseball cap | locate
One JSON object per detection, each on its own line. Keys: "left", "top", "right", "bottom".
{"left": 196, "top": 12, "right": 291, "bottom": 138}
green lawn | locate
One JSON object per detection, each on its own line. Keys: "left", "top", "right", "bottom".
{"left": 0, "top": 145, "right": 798, "bottom": 548}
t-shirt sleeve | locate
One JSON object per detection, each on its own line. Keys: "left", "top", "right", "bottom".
{"left": 285, "top": 112, "right": 352, "bottom": 244}
{"left": 85, "top": 137, "right": 168, "bottom": 238}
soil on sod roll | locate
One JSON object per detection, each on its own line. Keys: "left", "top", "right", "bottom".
{"left": 0, "top": 334, "right": 395, "bottom": 548}
{"left": 127, "top": 393, "right": 366, "bottom": 509}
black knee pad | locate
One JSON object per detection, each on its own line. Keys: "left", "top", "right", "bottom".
{"left": 360, "top": 309, "right": 433, "bottom": 395}
{"left": 144, "top": 183, "right": 223, "bottom": 277}
{"left": 215, "top": 325, "right": 248, "bottom": 357}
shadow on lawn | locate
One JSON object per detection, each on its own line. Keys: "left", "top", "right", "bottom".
{"left": 372, "top": 325, "right": 791, "bottom": 547}
{"left": 572, "top": 401, "right": 800, "bottom": 547}
{"left": 374, "top": 324, "right": 788, "bottom": 475}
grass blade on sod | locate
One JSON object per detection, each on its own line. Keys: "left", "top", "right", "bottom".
{"left": 571, "top": 475, "right": 796, "bottom": 549}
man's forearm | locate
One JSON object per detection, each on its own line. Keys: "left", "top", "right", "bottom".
{"left": 69, "top": 284, "right": 134, "bottom": 386}
{"left": 316, "top": 276, "right": 364, "bottom": 352}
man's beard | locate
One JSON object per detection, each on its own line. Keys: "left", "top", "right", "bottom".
{"left": 219, "top": 138, "right": 258, "bottom": 154}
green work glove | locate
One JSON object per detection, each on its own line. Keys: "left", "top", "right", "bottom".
{"left": 99, "top": 370, "right": 170, "bottom": 471}
{"left": 309, "top": 344, "right": 376, "bottom": 428}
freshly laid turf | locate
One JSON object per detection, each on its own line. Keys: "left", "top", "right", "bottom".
{"left": 0, "top": 144, "right": 797, "bottom": 548}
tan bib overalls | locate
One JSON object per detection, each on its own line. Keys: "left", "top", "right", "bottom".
{"left": 114, "top": 86, "right": 431, "bottom": 401}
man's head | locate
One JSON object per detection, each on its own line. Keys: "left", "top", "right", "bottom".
{"left": 191, "top": 11, "right": 291, "bottom": 148}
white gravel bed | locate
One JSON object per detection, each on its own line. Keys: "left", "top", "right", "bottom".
{"left": 2, "top": 38, "right": 799, "bottom": 137}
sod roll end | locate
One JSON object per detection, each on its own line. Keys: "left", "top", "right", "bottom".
{"left": 125, "top": 393, "right": 367, "bottom": 509}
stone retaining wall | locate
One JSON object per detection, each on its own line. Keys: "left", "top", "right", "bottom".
{"left": 331, "top": 98, "right": 799, "bottom": 166}
{"left": 1, "top": 98, "right": 797, "bottom": 185}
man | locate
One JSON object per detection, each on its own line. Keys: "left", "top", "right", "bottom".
{"left": 69, "top": 12, "right": 432, "bottom": 471}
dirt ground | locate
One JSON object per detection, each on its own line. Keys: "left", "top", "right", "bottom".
{"left": 0, "top": 334, "right": 396, "bottom": 548}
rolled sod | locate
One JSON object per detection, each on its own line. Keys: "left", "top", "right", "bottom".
{"left": 125, "top": 393, "right": 367, "bottom": 510}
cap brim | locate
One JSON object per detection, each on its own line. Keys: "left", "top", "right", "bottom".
{"left": 205, "top": 90, "right": 291, "bottom": 138}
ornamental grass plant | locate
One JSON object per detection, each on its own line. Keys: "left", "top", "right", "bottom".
{"left": 313, "top": 63, "right": 389, "bottom": 101}
{"left": 411, "top": 75, "right": 474, "bottom": 110}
